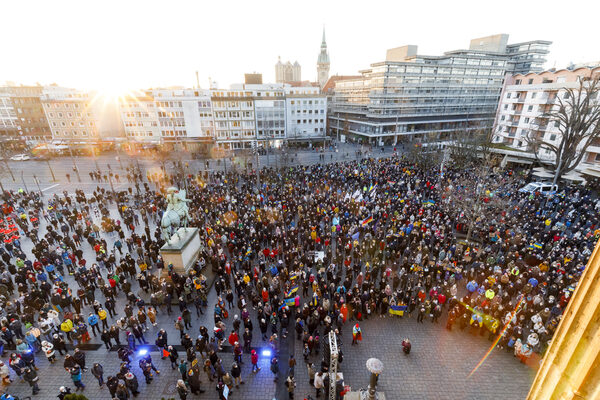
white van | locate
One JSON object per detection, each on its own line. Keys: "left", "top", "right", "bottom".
{"left": 519, "top": 182, "right": 558, "bottom": 195}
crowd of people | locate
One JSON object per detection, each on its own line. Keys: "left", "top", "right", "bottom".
{"left": 0, "top": 152, "right": 597, "bottom": 399}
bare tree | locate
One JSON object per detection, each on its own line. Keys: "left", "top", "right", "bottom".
{"left": 405, "top": 132, "right": 444, "bottom": 170}
{"left": 527, "top": 72, "right": 600, "bottom": 184}
{"left": 449, "top": 128, "right": 494, "bottom": 170}
{"left": 442, "top": 128, "right": 505, "bottom": 242}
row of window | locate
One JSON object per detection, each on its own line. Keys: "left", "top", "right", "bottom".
{"left": 124, "top": 112, "right": 151, "bottom": 118}
{"left": 216, "top": 121, "right": 255, "bottom": 129}
{"left": 51, "top": 121, "right": 93, "bottom": 128}
{"left": 44, "top": 102, "right": 88, "bottom": 109}
{"left": 47, "top": 112, "right": 93, "bottom": 118}
{"left": 125, "top": 121, "right": 158, "bottom": 127}
{"left": 293, "top": 119, "right": 325, "bottom": 124}
{"left": 289, "top": 100, "right": 325, "bottom": 105}
{"left": 216, "top": 130, "right": 256, "bottom": 138}
{"left": 291, "top": 109, "right": 325, "bottom": 115}
{"left": 159, "top": 118, "right": 186, "bottom": 127}
{"left": 53, "top": 130, "right": 96, "bottom": 137}
{"left": 161, "top": 130, "right": 187, "bottom": 137}
{"left": 158, "top": 111, "right": 184, "bottom": 118}
{"left": 156, "top": 101, "right": 183, "bottom": 108}
{"left": 212, "top": 101, "right": 254, "bottom": 109}
{"left": 214, "top": 111, "right": 253, "bottom": 119}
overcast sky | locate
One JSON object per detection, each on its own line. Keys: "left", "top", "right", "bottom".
{"left": 2, "top": 0, "right": 598, "bottom": 93}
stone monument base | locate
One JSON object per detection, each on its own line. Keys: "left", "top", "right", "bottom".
{"left": 160, "top": 227, "right": 201, "bottom": 276}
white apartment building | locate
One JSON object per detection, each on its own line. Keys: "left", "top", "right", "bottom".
{"left": 493, "top": 66, "right": 600, "bottom": 170}
{"left": 153, "top": 89, "right": 214, "bottom": 141}
{"left": 285, "top": 86, "right": 327, "bottom": 140}
{"left": 0, "top": 91, "right": 18, "bottom": 138}
{"left": 211, "top": 87, "right": 257, "bottom": 150}
{"left": 118, "top": 83, "right": 327, "bottom": 150}
{"left": 41, "top": 89, "right": 100, "bottom": 142}
{"left": 119, "top": 93, "right": 162, "bottom": 142}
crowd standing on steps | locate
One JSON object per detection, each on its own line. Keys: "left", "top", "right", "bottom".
{"left": 0, "top": 154, "right": 597, "bottom": 398}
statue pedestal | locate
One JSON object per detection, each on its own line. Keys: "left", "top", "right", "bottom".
{"left": 160, "top": 227, "right": 202, "bottom": 276}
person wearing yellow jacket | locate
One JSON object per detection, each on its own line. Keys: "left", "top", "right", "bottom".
{"left": 60, "top": 319, "right": 74, "bottom": 341}
{"left": 98, "top": 309, "right": 109, "bottom": 330}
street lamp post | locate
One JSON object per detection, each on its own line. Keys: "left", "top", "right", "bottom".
{"left": 115, "top": 145, "right": 124, "bottom": 170}
{"left": 108, "top": 169, "right": 116, "bottom": 197}
{"left": 3, "top": 160, "right": 15, "bottom": 182}
{"left": 46, "top": 159, "right": 56, "bottom": 182}
{"left": 20, "top": 170, "right": 28, "bottom": 193}
{"left": 92, "top": 145, "right": 99, "bottom": 171}
{"left": 366, "top": 358, "right": 384, "bottom": 400}
{"left": 33, "top": 174, "right": 42, "bottom": 197}
{"left": 68, "top": 144, "right": 81, "bottom": 182}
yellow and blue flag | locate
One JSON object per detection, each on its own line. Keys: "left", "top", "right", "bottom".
{"left": 310, "top": 293, "right": 319, "bottom": 307}
{"left": 389, "top": 305, "right": 407, "bottom": 316}
{"left": 285, "top": 285, "right": 299, "bottom": 298}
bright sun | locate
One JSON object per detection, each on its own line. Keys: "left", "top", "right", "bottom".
{"left": 97, "top": 84, "right": 128, "bottom": 99}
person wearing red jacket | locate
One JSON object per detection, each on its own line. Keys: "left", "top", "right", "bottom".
{"left": 251, "top": 349, "right": 260, "bottom": 372}
{"left": 228, "top": 330, "right": 239, "bottom": 347}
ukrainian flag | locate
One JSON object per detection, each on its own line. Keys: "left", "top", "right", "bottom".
{"left": 389, "top": 305, "right": 407, "bottom": 316}
{"left": 534, "top": 242, "right": 543, "bottom": 249}
{"left": 289, "top": 272, "right": 299, "bottom": 280}
{"left": 310, "top": 293, "right": 319, "bottom": 307}
{"left": 285, "top": 297, "right": 295, "bottom": 307}
{"left": 285, "top": 285, "right": 299, "bottom": 298}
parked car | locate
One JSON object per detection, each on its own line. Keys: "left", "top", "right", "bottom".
{"left": 9, "top": 154, "right": 31, "bottom": 161}
{"left": 519, "top": 182, "right": 558, "bottom": 195}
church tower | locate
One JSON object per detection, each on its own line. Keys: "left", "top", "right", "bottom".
{"left": 317, "top": 27, "right": 330, "bottom": 89}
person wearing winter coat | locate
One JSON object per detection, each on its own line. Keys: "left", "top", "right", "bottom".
{"left": 42, "top": 340, "right": 56, "bottom": 363}
{"left": 106, "top": 375, "right": 119, "bottom": 397}
{"left": 88, "top": 313, "right": 100, "bottom": 336}
{"left": 270, "top": 356, "right": 279, "bottom": 382}
{"left": 115, "top": 382, "right": 130, "bottom": 399}
{"left": 187, "top": 364, "right": 205, "bottom": 394}
{"left": 222, "top": 372, "right": 234, "bottom": 394}
{"left": 100, "top": 329, "right": 112, "bottom": 350}
{"left": 286, "top": 375, "right": 296, "bottom": 399}
{"left": 72, "top": 347, "right": 87, "bottom": 371}
{"left": 177, "top": 379, "right": 189, "bottom": 400}
{"left": 204, "top": 358, "right": 216, "bottom": 382}
{"left": 168, "top": 346, "right": 179, "bottom": 369}
{"left": 63, "top": 354, "right": 77, "bottom": 371}
{"left": 91, "top": 363, "right": 104, "bottom": 386}
{"left": 251, "top": 349, "right": 260, "bottom": 372}
{"left": 314, "top": 371, "right": 324, "bottom": 398}
{"left": 52, "top": 333, "right": 67, "bottom": 356}
{"left": 8, "top": 354, "right": 25, "bottom": 381}
{"left": 0, "top": 360, "right": 12, "bottom": 385}
{"left": 231, "top": 362, "right": 243, "bottom": 387}
{"left": 124, "top": 371, "right": 139, "bottom": 396}
{"left": 23, "top": 367, "right": 40, "bottom": 395}
{"left": 70, "top": 366, "right": 85, "bottom": 391}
